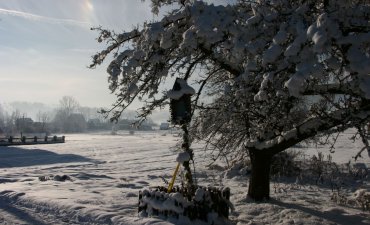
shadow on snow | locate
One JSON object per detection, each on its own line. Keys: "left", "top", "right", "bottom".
{"left": 0, "top": 146, "right": 93, "bottom": 168}
{"left": 271, "top": 200, "right": 369, "bottom": 225}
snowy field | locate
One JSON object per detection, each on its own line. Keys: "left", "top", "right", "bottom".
{"left": 0, "top": 130, "right": 369, "bottom": 225}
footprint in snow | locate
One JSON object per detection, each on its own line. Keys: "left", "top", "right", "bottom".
{"left": 126, "top": 192, "right": 138, "bottom": 197}
{"left": 116, "top": 183, "right": 143, "bottom": 189}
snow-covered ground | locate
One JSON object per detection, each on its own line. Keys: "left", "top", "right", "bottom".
{"left": 0, "top": 130, "right": 369, "bottom": 224}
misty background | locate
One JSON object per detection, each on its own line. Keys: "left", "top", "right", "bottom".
{"left": 0, "top": 96, "right": 170, "bottom": 136}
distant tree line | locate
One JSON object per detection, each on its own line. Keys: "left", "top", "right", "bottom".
{"left": 0, "top": 96, "right": 156, "bottom": 136}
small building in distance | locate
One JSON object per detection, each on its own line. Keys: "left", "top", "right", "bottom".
{"left": 15, "top": 117, "right": 35, "bottom": 133}
{"left": 159, "top": 123, "right": 170, "bottom": 130}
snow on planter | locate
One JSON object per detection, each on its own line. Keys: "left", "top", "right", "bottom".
{"left": 138, "top": 186, "right": 231, "bottom": 224}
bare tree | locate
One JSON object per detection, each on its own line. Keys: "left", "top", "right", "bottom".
{"left": 0, "top": 104, "right": 5, "bottom": 129}
{"left": 58, "top": 96, "right": 80, "bottom": 116}
{"left": 37, "top": 111, "right": 50, "bottom": 133}
{"left": 54, "top": 96, "right": 83, "bottom": 132}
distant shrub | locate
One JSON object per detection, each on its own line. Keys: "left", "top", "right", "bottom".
{"left": 270, "top": 151, "right": 301, "bottom": 177}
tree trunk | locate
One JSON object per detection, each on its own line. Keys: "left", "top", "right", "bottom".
{"left": 247, "top": 149, "right": 273, "bottom": 201}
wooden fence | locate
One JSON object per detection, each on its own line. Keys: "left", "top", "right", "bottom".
{"left": 0, "top": 136, "right": 65, "bottom": 146}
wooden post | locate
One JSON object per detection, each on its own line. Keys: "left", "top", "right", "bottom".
{"left": 181, "top": 123, "right": 193, "bottom": 188}
{"left": 34, "top": 136, "right": 37, "bottom": 142}
{"left": 169, "top": 78, "right": 194, "bottom": 189}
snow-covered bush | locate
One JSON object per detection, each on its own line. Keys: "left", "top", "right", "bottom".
{"left": 307, "top": 153, "right": 335, "bottom": 184}
{"left": 224, "top": 159, "right": 250, "bottom": 179}
{"left": 341, "top": 188, "right": 370, "bottom": 211}
{"left": 353, "top": 189, "right": 370, "bottom": 211}
{"left": 347, "top": 163, "right": 369, "bottom": 179}
{"left": 224, "top": 150, "right": 300, "bottom": 178}
{"left": 331, "top": 191, "right": 349, "bottom": 206}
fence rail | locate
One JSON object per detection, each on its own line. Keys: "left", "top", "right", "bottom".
{"left": 0, "top": 136, "right": 65, "bottom": 146}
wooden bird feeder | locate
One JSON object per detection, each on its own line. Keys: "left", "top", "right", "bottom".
{"left": 170, "top": 78, "right": 192, "bottom": 125}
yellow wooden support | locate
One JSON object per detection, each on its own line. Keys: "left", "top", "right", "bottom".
{"left": 167, "top": 163, "right": 181, "bottom": 193}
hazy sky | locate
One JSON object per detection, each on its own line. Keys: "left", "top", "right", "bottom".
{"left": 0, "top": 0, "right": 155, "bottom": 108}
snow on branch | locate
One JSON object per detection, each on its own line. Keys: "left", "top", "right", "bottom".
{"left": 248, "top": 105, "right": 370, "bottom": 155}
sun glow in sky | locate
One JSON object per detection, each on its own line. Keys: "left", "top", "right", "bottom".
{"left": 86, "top": 0, "right": 94, "bottom": 11}
{"left": 0, "top": 0, "right": 153, "bottom": 108}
